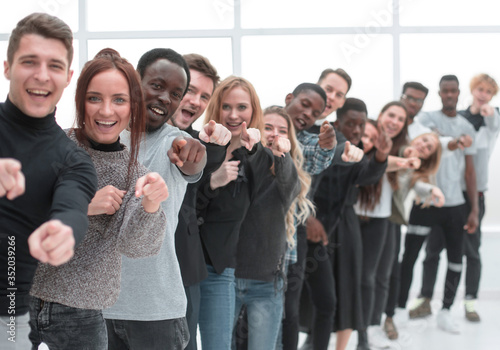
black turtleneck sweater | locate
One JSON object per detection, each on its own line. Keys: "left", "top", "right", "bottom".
{"left": 0, "top": 98, "right": 98, "bottom": 316}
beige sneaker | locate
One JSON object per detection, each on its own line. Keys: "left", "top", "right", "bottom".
{"left": 408, "top": 297, "right": 432, "bottom": 319}
{"left": 464, "top": 299, "right": 481, "bottom": 322}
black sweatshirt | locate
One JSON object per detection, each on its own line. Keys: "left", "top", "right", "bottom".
{"left": 314, "top": 131, "right": 388, "bottom": 234}
{"left": 197, "top": 143, "right": 274, "bottom": 274}
{"left": 0, "top": 98, "right": 97, "bottom": 316}
{"left": 175, "top": 125, "right": 228, "bottom": 287}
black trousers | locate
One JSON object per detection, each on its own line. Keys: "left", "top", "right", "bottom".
{"left": 377, "top": 223, "right": 401, "bottom": 319}
{"left": 420, "top": 204, "right": 467, "bottom": 309}
{"left": 359, "top": 217, "right": 391, "bottom": 329}
{"left": 303, "top": 241, "right": 336, "bottom": 350}
{"left": 282, "top": 224, "right": 307, "bottom": 350}
{"left": 422, "top": 193, "right": 485, "bottom": 300}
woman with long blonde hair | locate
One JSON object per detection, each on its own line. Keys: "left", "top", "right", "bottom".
{"left": 234, "top": 105, "right": 313, "bottom": 349}
{"left": 197, "top": 76, "right": 273, "bottom": 350}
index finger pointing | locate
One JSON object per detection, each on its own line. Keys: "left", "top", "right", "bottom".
{"left": 135, "top": 175, "right": 148, "bottom": 197}
{"left": 344, "top": 141, "right": 351, "bottom": 154}
{"left": 207, "top": 120, "right": 216, "bottom": 136}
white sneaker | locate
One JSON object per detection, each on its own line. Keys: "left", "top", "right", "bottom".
{"left": 393, "top": 307, "right": 409, "bottom": 325}
{"left": 368, "top": 326, "right": 392, "bottom": 349}
{"left": 436, "top": 309, "right": 460, "bottom": 334}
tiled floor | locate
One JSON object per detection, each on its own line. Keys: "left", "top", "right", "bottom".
{"left": 39, "top": 232, "right": 500, "bottom": 350}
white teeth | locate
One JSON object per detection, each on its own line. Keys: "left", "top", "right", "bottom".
{"left": 27, "top": 89, "right": 49, "bottom": 96}
{"left": 151, "top": 107, "right": 164, "bottom": 115}
{"left": 97, "top": 120, "right": 116, "bottom": 126}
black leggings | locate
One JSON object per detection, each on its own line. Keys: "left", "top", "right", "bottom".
{"left": 359, "top": 217, "right": 391, "bottom": 329}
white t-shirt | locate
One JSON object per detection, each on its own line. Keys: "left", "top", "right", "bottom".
{"left": 354, "top": 174, "right": 393, "bottom": 218}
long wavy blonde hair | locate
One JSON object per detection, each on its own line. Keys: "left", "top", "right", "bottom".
{"left": 262, "top": 106, "right": 314, "bottom": 247}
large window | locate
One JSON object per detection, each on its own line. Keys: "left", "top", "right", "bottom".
{"left": 2, "top": 0, "right": 500, "bottom": 229}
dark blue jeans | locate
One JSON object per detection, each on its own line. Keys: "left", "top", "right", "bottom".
{"left": 106, "top": 317, "right": 189, "bottom": 350}
{"left": 29, "top": 296, "right": 107, "bottom": 350}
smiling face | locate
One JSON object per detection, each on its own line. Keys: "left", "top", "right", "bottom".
{"left": 4, "top": 34, "right": 73, "bottom": 118}
{"left": 411, "top": 133, "right": 439, "bottom": 160}
{"left": 83, "top": 69, "right": 131, "bottom": 144}
{"left": 318, "top": 72, "right": 348, "bottom": 118}
{"left": 335, "top": 109, "right": 366, "bottom": 146}
{"left": 170, "top": 69, "right": 214, "bottom": 130}
{"left": 471, "top": 81, "right": 495, "bottom": 108}
{"left": 361, "top": 121, "right": 378, "bottom": 154}
{"left": 378, "top": 105, "right": 407, "bottom": 139}
{"left": 220, "top": 86, "right": 253, "bottom": 138}
{"left": 263, "top": 113, "right": 289, "bottom": 148}
{"left": 141, "top": 58, "right": 188, "bottom": 132}
{"left": 285, "top": 90, "right": 325, "bottom": 132}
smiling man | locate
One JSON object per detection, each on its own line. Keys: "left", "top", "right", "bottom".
{"left": 168, "top": 54, "right": 217, "bottom": 131}
{"left": 284, "top": 83, "right": 336, "bottom": 174}
{"left": 103, "top": 48, "right": 207, "bottom": 350}
{"left": 0, "top": 13, "right": 97, "bottom": 349}
{"left": 281, "top": 83, "right": 335, "bottom": 350}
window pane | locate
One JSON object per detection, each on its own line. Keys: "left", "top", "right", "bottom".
{"left": 87, "top": 38, "right": 232, "bottom": 79}
{"left": 241, "top": 0, "right": 393, "bottom": 28}
{"left": 241, "top": 34, "right": 393, "bottom": 118}
{"left": 400, "top": 33, "right": 500, "bottom": 111}
{"left": 87, "top": 0, "right": 234, "bottom": 31}
{"left": 399, "top": 0, "right": 500, "bottom": 26}
{"left": 0, "top": 0, "right": 79, "bottom": 33}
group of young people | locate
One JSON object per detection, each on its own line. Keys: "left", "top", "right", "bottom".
{"left": 0, "top": 12, "right": 497, "bottom": 350}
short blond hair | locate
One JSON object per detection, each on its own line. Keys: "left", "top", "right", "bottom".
{"left": 470, "top": 73, "right": 498, "bottom": 96}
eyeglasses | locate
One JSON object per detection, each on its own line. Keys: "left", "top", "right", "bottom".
{"left": 402, "top": 94, "right": 425, "bottom": 105}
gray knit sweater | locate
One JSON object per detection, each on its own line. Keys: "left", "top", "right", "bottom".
{"left": 30, "top": 134, "right": 167, "bottom": 309}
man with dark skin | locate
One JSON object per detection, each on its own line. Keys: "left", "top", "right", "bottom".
{"left": 168, "top": 53, "right": 231, "bottom": 350}
{"left": 104, "top": 49, "right": 207, "bottom": 350}
{"left": 409, "top": 75, "right": 478, "bottom": 334}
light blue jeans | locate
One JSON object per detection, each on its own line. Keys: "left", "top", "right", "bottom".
{"left": 234, "top": 277, "right": 284, "bottom": 350}
{"left": 199, "top": 265, "right": 236, "bottom": 350}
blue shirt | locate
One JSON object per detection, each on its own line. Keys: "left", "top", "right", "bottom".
{"left": 297, "top": 130, "right": 335, "bottom": 175}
